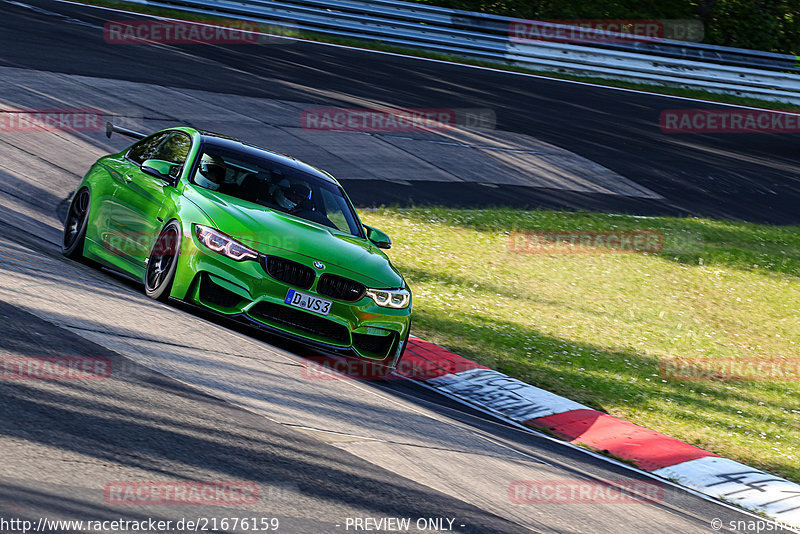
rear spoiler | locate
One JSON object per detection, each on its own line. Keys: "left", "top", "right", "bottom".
{"left": 106, "top": 122, "right": 146, "bottom": 140}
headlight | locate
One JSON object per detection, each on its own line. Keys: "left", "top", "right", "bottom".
{"left": 195, "top": 225, "right": 258, "bottom": 262}
{"left": 366, "top": 288, "right": 410, "bottom": 309}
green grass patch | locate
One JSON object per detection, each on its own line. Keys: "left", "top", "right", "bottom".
{"left": 78, "top": 0, "right": 800, "bottom": 112}
{"left": 360, "top": 207, "right": 800, "bottom": 482}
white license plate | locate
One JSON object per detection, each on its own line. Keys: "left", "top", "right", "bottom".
{"left": 285, "top": 289, "right": 332, "bottom": 316}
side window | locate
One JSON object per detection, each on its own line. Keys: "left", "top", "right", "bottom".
{"left": 152, "top": 133, "right": 192, "bottom": 178}
{"left": 127, "top": 132, "right": 169, "bottom": 165}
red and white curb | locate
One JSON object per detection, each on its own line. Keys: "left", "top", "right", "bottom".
{"left": 399, "top": 336, "right": 800, "bottom": 527}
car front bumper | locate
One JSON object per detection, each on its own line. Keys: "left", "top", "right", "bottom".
{"left": 170, "top": 234, "right": 411, "bottom": 366}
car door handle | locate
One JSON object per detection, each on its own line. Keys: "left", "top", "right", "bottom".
{"left": 123, "top": 174, "right": 134, "bottom": 183}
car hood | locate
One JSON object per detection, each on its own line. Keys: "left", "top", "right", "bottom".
{"left": 184, "top": 185, "right": 404, "bottom": 288}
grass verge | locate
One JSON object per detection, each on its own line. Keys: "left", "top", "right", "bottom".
{"left": 76, "top": 0, "right": 800, "bottom": 112}
{"left": 359, "top": 207, "right": 800, "bottom": 483}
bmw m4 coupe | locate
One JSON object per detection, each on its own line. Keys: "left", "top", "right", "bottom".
{"left": 62, "top": 124, "right": 411, "bottom": 368}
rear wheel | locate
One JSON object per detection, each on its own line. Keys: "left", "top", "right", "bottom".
{"left": 145, "top": 221, "right": 181, "bottom": 301}
{"left": 62, "top": 188, "right": 91, "bottom": 259}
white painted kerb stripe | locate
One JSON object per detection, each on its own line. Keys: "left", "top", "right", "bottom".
{"left": 654, "top": 456, "right": 800, "bottom": 528}
{"left": 426, "top": 368, "right": 588, "bottom": 421}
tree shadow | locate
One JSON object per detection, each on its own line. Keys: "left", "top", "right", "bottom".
{"left": 0, "top": 300, "right": 522, "bottom": 533}
{"left": 386, "top": 207, "right": 800, "bottom": 278}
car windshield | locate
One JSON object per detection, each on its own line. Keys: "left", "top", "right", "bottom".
{"left": 191, "top": 144, "right": 362, "bottom": 237}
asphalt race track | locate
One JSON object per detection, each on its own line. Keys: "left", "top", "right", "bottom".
{"left": 3, "top": 0, "right": 800, "bottom": 224}
{"left": 0, "top": 1, "right": 792, "bottom": 533}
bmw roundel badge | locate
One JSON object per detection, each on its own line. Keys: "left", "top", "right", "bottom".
{"left": 313, "top": 261, "right": 325, "bottom": 270}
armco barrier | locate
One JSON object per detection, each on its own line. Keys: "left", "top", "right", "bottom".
{"left": 117, "top": 0, "right": 800, "bottom": 101}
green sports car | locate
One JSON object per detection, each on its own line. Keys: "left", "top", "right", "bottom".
{"left": 62, "top": 124, "right": 411, "bottom": 368}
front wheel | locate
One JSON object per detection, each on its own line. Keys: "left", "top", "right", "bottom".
{"left": 62, "top": 188, "right": 91, "bottom": 259}
{"left": 145, "top": 221, "right": 181, "bottom": 301}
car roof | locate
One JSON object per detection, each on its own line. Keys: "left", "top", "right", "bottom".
{"left": 197, "top": 130, "right": 338, "bottom": 185}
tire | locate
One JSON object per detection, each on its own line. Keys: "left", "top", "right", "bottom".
{"left": 144, "top": 220, "right": 181, "bottom": 301}
{"left": 62, "top": 188, "right": 91, "bottom": 259}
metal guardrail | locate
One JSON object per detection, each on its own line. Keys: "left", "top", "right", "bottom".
{"left": 286, "top": 0, "right": 800, "bottom": 73}
{"left": 128, "top": 0, "right": 800, "bottom": 103}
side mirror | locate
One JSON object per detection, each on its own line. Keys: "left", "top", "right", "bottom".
{"left": 364, "top": 225, "right": 392, "bottom": 249}
{"left": 141, "top": 159, "right": 176, "bottom": 182}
